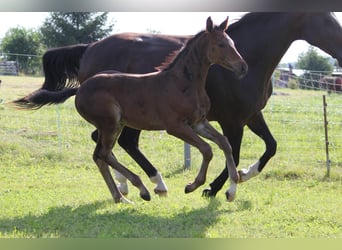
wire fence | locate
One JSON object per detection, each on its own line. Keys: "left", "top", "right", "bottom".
{"left": 264, "top": 69, "right": 342, "bottom": 176}
{"left": 1, "top": 69, "right": 341, "bottom": 177}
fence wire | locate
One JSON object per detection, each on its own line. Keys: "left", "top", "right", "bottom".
{"left": 265, "top": 69, "right": 342, "bottom": 173}
{"left": 1, "top": 70, "right": 341, "bottom": 176}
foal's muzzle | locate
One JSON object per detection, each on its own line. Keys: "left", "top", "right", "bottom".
{"left": 235, "top": 61, "right": 248, "bottom": 79}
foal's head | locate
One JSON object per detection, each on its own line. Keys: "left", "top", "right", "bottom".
{"left": 205, "top": 17, "right": 248, "bottom": 79}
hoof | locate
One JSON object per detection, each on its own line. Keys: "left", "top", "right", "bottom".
{"left": 225, "top": 191, "right": 235, "bottom": 202}
{"left": 202, "top": 188, "right": 217, "bottom": 198}
{"left": 117, "top": 183, "right": 129, "bottom": 196}
{"left": 114, "top": 196, "right": 133, "bottom": 204}
{"left": 154, "top": 189, "right": 168, "bottom": 197}
{"left": 184, "top": 183, "right": 196, "bottom": 193}
{"left": 140, "top": 192, "right": 151, "bottom": 201}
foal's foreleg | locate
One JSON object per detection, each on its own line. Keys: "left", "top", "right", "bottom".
{"left": 167, "top": 125, "right": 213, "bottom": 193}
{"left": 193, "top": 120, "right": 239, "bottom": 202}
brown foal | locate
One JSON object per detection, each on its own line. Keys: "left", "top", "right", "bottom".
{"left": 75, "top": 17, "right": 247, "bottom": 203}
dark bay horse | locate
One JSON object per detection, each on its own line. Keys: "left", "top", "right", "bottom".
{"left": 14, "top": 13, "right": 342, "bottom": 199}
{"left": 75, "top": 17, "right": 247, "bottom": 203}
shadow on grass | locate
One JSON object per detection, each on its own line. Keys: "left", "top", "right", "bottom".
{"left": 0, "top": 199, "right": 227, "bottom": 238}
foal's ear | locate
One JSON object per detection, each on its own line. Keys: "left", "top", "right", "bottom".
{"left": 206, "top": 16, "right": 214, "bottom": 32}
{"left": 219, "top": 16, "right": 229, "bottom": 31}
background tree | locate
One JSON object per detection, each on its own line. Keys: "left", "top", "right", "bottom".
{"left": 297, "top": 46, "right": 333, "bottom": 72}
{"left": 40, "top": 12, "right": 114, "bottom": 48}
{"left": 296, "top": 46, "right": 333, "bottom": 89}
{"left": 0, "top": 27, "right": 44, "bottom": 75}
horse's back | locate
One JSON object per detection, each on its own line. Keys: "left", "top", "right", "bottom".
{"left": 79, "top": 33, "right": 189, "bottom": 82}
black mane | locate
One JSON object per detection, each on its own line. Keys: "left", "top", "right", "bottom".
{"left": 228, "top": 12, "right": 284, "bottom": 32}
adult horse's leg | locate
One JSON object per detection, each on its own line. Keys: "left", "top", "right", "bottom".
{"left": 202, "top": 125, "right": 243, "bottom": 197}
{"left": 239, "top": 112, "right": 277, "bottom": 181}
{"left": 193, "top": 120, "right": 239, "bottom": 202}
{"left": 202, "top": 113, "right": 276, "bottom": 197}
{"left": 118, "top": 127, "right": 168, "bottom": 195}
{"left": 91, "top": 128, "right": 168, "bottom": 196}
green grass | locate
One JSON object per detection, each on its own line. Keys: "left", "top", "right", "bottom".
{"left": 0, "top": 76, "right": 341, "bottom": 238}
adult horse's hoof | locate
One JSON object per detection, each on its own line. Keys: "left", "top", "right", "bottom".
{"left": 154, "top": 189, "right": 168, "bottom": 197}
{"left": 115, "top": 196, "right": 133, "bottom": 204}
{"left": 117, "top": 183, "right": 129, "bottom": 196}
{"left": 202, "top": 188, "right": 217, "bottom": 198}
{"left": 225, "top": 191, "right": 235, "bottom": 202}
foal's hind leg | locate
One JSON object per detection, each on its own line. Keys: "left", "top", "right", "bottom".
{"left": 93, "top": 149, "right": 132, "bottom": 204}
{"left": 96, "top": 127, "right": 151, "bottom": 202}
{"left": 91, "top": 130, "right": 129, "bottom": 195}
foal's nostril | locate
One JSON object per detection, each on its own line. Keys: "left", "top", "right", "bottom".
{"left": 236, "top": 61, "right": 248, "bottom": 79}
{"left": 241, "top": 62, "right": 248, "bottom": 76}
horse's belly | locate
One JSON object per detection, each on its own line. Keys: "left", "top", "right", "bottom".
{"left": 121, "top": 111, "right": 165, "bottom": 131}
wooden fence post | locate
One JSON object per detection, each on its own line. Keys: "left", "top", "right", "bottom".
{"left": 322, "top": 95, "right": 331, "bottom": 177}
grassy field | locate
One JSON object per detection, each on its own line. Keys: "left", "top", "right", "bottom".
{"left": 0, "top": 75, "right": 341, "bottom": 238}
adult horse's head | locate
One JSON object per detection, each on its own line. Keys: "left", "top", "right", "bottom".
{"left": 299, "top": 12, "right": 342, "bottom": 66}
{"left": 206, "top": 16, "right": 248, "bottom": 79}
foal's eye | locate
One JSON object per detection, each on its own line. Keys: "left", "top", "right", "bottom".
{"left": 218, "top": 44, "right": 226, "bottom": 48}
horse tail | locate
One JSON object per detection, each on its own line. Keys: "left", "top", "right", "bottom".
{"left": 12, "top": 88, "right": 79, "bottom": 109}
{"left": 13, "top": 43, "right": 88, "bottom": 109}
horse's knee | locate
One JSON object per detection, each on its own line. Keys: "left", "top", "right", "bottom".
{"left": 91, "top": 130, "right": 98, "bottom": 143}
{"left": 268, "top": 138, "right": 277, "bottom": 157}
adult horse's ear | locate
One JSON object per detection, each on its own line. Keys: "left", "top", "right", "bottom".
{"left": 219, "top": 16, "right": 229, "bottom": 31}
{"left": 206, "top": 16, "right": 214, "bottom": 32}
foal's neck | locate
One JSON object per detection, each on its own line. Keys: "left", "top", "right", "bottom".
{"left": 168, "top": 34, "right": 211, "bottom": 88}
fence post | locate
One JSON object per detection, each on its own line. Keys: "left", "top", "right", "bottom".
{"left": 56, "top": 105, "right": 62, "bottom": 151}
{"left": 184, "top": 142, "right": 191, "bottom": 169}
{"left": 322, "top": 95, "right": 331, "bottom": 177}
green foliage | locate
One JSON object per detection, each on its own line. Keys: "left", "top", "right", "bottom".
{"left": 297, "top": 47, "right": 333, "bottom": 90}
{"left": 0, "top": 27, "right": 44, "bottom": 75}
{"left": 297, "top": 46, "right": 333, "bottom": 72}
{"left": 40, "top": 12, "right": 114, "bottom": 48}
{"left": 287, "top": 78, "right": 299, "bottom": 89}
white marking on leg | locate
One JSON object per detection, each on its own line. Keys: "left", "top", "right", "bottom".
{"left": 119, "top": 196, "right": 134, "bottom": 204}
{"left": 239, "top": 160, "right": 261, "bottom": 182}
{"left": 150, "top": 172, "right": 168, "bottom": 195}
{"left": 114, "top": 169, "right": 129, "bottom": 195}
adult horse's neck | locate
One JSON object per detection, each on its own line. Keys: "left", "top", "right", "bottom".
{"left": 230, "top": 13, "right": 300, "bottom": 81}
{"left": 230, "top": 12, "right": 342, "bottom": 87}
{"left": 159, "top": 31, "right": 211, "bottom": 89}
